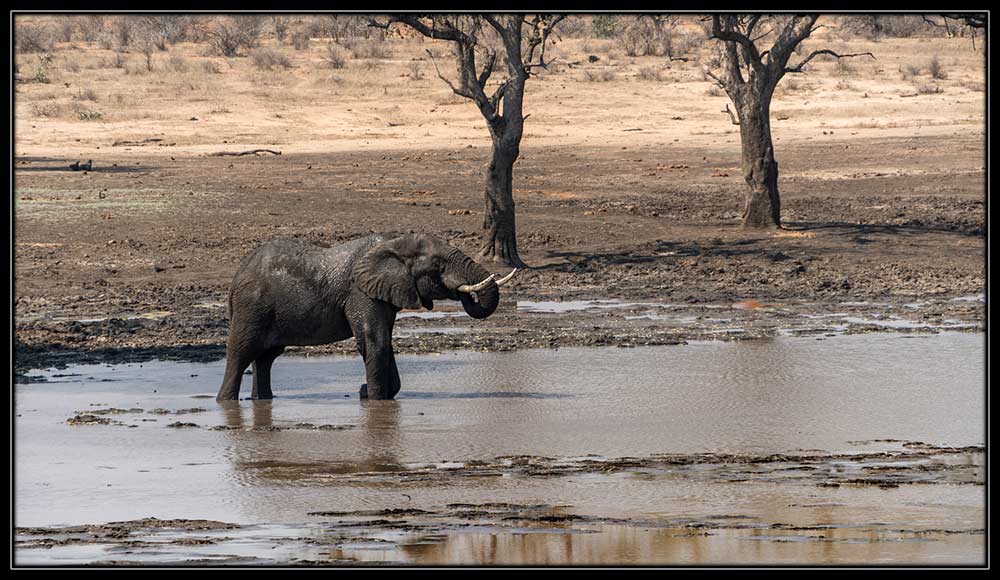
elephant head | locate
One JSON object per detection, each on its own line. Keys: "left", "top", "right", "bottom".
{"left": 352, "top": 234, "right": 516, "bottom": 319}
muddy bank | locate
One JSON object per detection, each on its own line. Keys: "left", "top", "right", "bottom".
{"left": 14, "top": 291, "right": 985, "bottom": 376}
{"left": 16, "top": 444, "right": 985, "bottom": 566}
{"left": 14, "top": 140, "right": 985, "bottom": 373}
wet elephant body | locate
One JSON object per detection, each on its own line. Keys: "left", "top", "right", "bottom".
{"left": 217, "top": 233, "right": 511, "bottom": 401}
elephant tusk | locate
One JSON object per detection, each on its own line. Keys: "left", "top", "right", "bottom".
{"left": 494, "top": 268, "right": 518, "bottom": 287}
{"left": 457, "top": 275, "right": 496, "bottom": 293}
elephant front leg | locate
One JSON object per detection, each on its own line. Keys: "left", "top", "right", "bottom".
{"left": 357, "top": 336, "right": 402, "bottom": 400}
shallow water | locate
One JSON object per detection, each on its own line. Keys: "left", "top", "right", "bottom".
{"left": 15, "top": 332, "right": 985, "bottom": 565}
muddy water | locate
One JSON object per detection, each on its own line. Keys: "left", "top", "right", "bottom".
{"left": 15, "top": 332, "right": 985, "bottom": 565}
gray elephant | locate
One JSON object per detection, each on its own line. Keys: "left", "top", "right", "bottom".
{"left": 216, "top": 233, "right": 515, "bottom": 401}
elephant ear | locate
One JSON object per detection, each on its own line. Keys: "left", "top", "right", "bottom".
{"left": 352, "top": 241, "right": 420, "bottom": 310}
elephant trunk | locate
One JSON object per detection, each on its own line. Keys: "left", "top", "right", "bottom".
{"left": 444, "top": 249, "right": 501, "bottom": 320}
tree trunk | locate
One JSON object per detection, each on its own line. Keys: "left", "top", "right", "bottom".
{"left": 478, "top": 139, "right": 526, "bottom": 268}
{"left": 737, "top": 94, "right": 781, "bottom": 228}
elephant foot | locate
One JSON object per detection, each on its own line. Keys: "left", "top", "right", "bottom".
{"left": 359, "top": 384, "right": 368, "bottom": 399}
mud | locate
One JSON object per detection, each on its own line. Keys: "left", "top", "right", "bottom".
{"left": 13, "top": 141, "right": 985, "bottom": 374}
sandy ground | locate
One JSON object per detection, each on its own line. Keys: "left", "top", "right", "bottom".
{"left": 13, "top": 18, "right": 986, "bottom": 374}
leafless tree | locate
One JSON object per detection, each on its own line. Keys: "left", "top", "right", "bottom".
{"left": 704, "top": 15, "right": 874, "bottom": 228}
{"left": 205, "top": 15, "right": 263, "bottom": 57}
{"left": 922, "top": 13, "right": 986, "bottom": 48}
{"left": 372, "top": 15, "right": 564, "bottom": 267}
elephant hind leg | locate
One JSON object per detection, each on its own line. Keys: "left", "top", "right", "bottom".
{"left": 251, "top": 346, "right": 285, "bottom": 400}
{"left": 217, "top": 338, "right": 257, "bottom": 401}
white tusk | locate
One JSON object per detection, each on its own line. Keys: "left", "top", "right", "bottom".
{"left": 457, "top": 274, "right": 495, "bottom": 293}
{"left": 494, "top": 268, "right": 518, "bottom": 286}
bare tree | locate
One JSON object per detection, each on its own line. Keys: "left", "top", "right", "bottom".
{"left": 922, "top": 13, "right": 986, "bottom": 48}
{"left": 704, "top": 15, "right": 874, "bottom": 228}
{"left": 371, "top": 14, "right": 563, "bottom": 268}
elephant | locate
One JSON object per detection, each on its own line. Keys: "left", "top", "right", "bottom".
{"left": 216, "top": 233, "right": 516, "bottom": 401}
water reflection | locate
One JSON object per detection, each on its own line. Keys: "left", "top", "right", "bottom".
{"left": 358, "top": 400, "right": 403, "bottom": 472}
{"left": 391, "top": 524, "right": 981, "bottom": 566}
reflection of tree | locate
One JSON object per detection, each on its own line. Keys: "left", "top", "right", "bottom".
{"left": 398, "top": 525, "right": 706, "bottom": 565}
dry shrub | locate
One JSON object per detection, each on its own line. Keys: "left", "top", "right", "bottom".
{"left": 111, "top": 17, "right": 134, "bottom": 49}
{"left": 291, "top": 32, "right": 310, "bottom": 51}
{"left": 77, "top": 15, "right": 106, "bottom": 42}
{"left": 347, "top": 38, "right": 391, "bottom": 59}
{"left": 915, "top": 82, "right": 943, "bottom": 95}
{"left": 835, "top": 59, "right": 854, "bottom": 76}
{"left": 553, "top": 16, "right": 588, "bottom": 37}
{"left": 705, "top": 84, "right": 724, "bottom": 97}
{"left": 271, "top": 16, "right": 290, "bottom": 41}
{"left": 165, "top": 54, "right": 189, "bottom": 72}
{"left": 16, "top": 23, "right": 54, "bottom": 53}
{"left": 199, "top": 59, "right": 223, "bottom": 74}
{"left": 55, "top": 19, "right": 76, "bottom": 43}
{"left": 408, "top": 61, "right": 424, "bottom": 80}
{"left": 74, "top": 87, "right": 99, "bottom": 101}
{"left": 73, "top": 104, "right": 103, "bottom": 120}
{"left": 582, "top": 68, "right": 616, "bottom": 82}
{"left": 323, "top": 44, "right": 348, "bottom": 69}
{"left": 927, "top": 55, "right": 947, "bottom": 80}
{"left": 636, "top": 66, "right": 667, "bottom": 82}
{"left": 31, "top": 101, "right": 64, "bottom": 117}
{"left": 206, "top": 15, "right": 263, "bottom": 57}
{"left": 251, "top": 47, "right": 293, "bottom": 70}
{"left": 592, "top": 15, "right": 625, "bottom": 38}
{"left": 899, "top": 63, "right": 920, "bottom": 80}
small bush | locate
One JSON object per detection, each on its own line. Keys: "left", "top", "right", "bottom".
{"left": 408, "top": 61, "right": 424, "bottom": 80}
{"left": 592, "top": 15, "right": 625, "bottom": 38}
{"left": 349, "top": 39, "right": 391, "bottom": 59}
{"left": 75, "top": 87, "right": 99, "bottom": 101}
{"left": 927, "top": 55, "right": 947, "bottom": 80}
{"left": 56, "top": 19, "right": 76, "bottom": 43}
{"left": 554, "top": 16, "right": 588, "bottom": 37}
{"left": 835, "top": 59, "right": 854, "bottom": 76}
{"left": 291, "top": 32, "right": 310, "bottom": 51}
{"left": 782, "top": 78, "right": 803, "bottom": 92}
{"left": 64, "top": 59, "right": 81, "bottom": 73}
{"left": 16, "top": 24, "right": 54, "bottom": 53}
{"left": 165, "top": 54, "right": 189, "bottom": 72}
{"left": 75, "top": 108, "right": 103, "bottom": 121}
{"left": 78, "top": 15, "right": 105, "bottom": 42}
{"left": 636, "top": 66, "right": 667, "bottom": 82}
{"left": 199, "top": 59, "right": 223, "bottom": 74}
{"left": 251, "top": 47, "right": 293, "bottom": 70}
{"left": 31, "top": 102, "right": 63, "bottom": 117}
{"left": 30, "top": 54, "right": 54, "bottom": 83}
{"left": 111, "top": 17, "right": 134, "bottom": 49}
{"left": 206, "top": 16, "right": 263, "bottom": 57}
{"left": 323, "top": 44, "right": 347, "bottom": 69}
{"left": 899, "top": 63, "right": 920, "bottom": 80}
{"left": 271, "top": 16, "right": 290, "bottom": 41}
{"left": 582, "top": 68, "right": 616, "bottom": 82}
{"left": 915, "top": 82, "right": 943, "bottom": 95}
{"left": 705, "top": 84, "right": 724, "bottom": 97}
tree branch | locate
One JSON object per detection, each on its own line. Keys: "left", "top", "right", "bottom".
{"left": 711, "top": 14, "right": 765, "bottom": 78}
{"left": 785, "top": 49, "right": 875, "bottom": 73}
{"left": 722, "top": 103, "right": 740, "bottom": 125}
